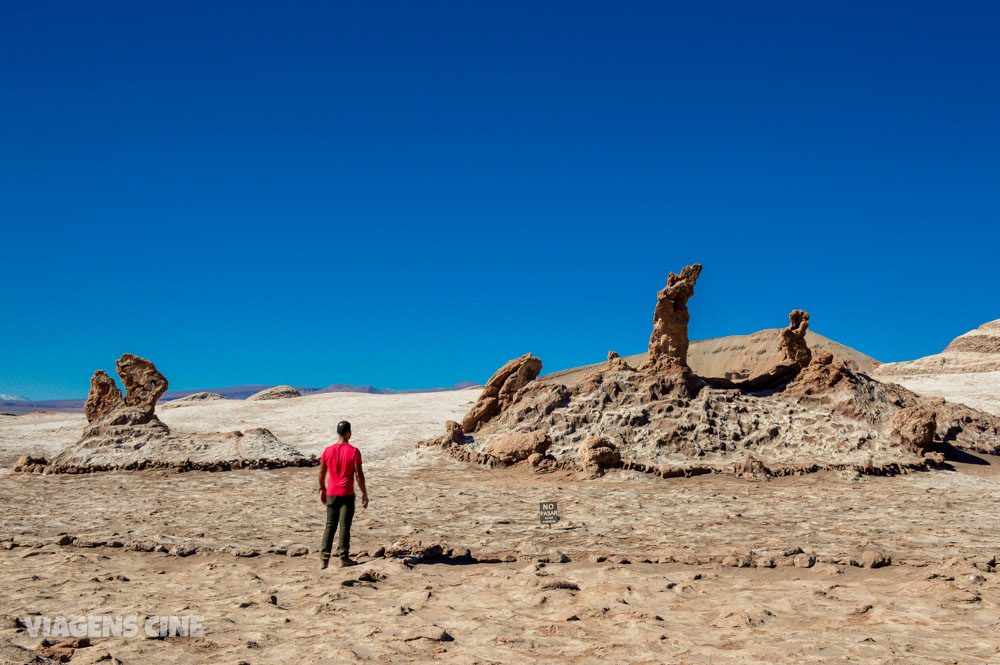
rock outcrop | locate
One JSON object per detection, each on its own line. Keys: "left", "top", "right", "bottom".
{"left": 645, "top": 263, "right": 702, "bottom": 370}
{"left": 420, "top": 264, "right": 1000, "bottom": 477}
{"left": 34, "top": 354, "right": 310, "bottom": 473}
{"left": 461, "top": 353, "right": 543, "bottom": 433}
{"left": 247, "top": 385, "right": 302, "bottom": 401}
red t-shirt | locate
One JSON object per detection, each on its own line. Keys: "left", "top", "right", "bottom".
{"left": 321, "top": 443, "right": 362, "bottom": 496}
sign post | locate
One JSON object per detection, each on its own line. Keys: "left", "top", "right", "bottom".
{"left": 539, "top": 501, "right": 559, "bottom": 528}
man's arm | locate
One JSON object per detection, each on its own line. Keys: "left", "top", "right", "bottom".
{"left": 356, "top": 463, "right": 369, "bottom": 509}
{"left": 318, "top": 460, "right": 327, "bottom": 505}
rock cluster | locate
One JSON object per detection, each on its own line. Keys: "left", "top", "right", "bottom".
{"left": 419, "top": 264, "right": 1000, "bottom": 476}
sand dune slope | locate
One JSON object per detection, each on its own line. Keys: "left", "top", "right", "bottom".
{"left": 541, "top": 328, "right": 878, "bottom": 387}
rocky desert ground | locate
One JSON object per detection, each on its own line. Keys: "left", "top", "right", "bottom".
{"left": 2, "top": 271, "right": 1000, "bottom": 665}
{"left": 3, "top": 390, "right": 1000, "bottom": 665}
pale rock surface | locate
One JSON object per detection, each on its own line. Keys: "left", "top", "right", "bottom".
{"left": 247, "top": 385, "right": 302, "bottom": 401}
{"left": 874, "top": 319, "right": 1000, "bottom": 414}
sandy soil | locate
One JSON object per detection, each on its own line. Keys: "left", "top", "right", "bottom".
{"left": 2, "top": 391, "right": 1000, "bottom": 664}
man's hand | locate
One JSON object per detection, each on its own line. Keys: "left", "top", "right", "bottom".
{"left": 361, "top": 492, "right": 369, "bottom": 509}
{"left": 319, "top": 488, "right": 327, "bottom": 505}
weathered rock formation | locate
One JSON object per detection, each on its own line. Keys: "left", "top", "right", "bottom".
{"left": 778, "top": 310, "right": 812, "bottom": 367}
{"left": 645, "top": 263, "right": 702, "bottom": 370}
{"left": 84, "top": 353, "right": 168, "bottom": 423}
{"left": 247, "top": 385, "right": 302, "bottom": 401}
{"left": 33, "top": 354, "right": 310, "bottom": 473}
{"left": 733, "top": 310, "right": 815, "bottom": 391}
{"left": 420, "top": 264, "right": 1000, "bottom": 477}
{"left": 461, "top": 353, "right": 543, "bottom": 433}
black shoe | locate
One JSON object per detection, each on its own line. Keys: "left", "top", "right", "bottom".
{"left": 320, "top": 559, "right": 329, "bottom": 570}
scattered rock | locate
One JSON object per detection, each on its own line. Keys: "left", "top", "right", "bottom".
{"left": 860, "top": 549, "right": 891, "bottom": 569}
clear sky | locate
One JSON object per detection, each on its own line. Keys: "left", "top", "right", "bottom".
{"left": 2, "top": 1, "right": 999, "bottom": 400}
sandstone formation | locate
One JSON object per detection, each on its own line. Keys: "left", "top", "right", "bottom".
{"left": 33, "top": 355, "right": 310, "bottom": 473}
{"left": 874, "top": 319, "right": 1000, "bottom": 415}
{"left": 461, "top": 353, "right": 543, "bottom": 433}
{"left": 421, "top": 265, "right": 1000, "bottom": 477}
{"left": 645, "top": 263, "right": 702, "bottom": 370}
{"left": 732, "top": 310, "right": 815, "bottom": 391}
{"left": 778, "top": 309, "right": 812, "bottom": 367}
{"left": 247, "top": 385, "right": 302, "bottom": 401}
{"left": 84, "top": 353, "right": 168, "bottom": 423}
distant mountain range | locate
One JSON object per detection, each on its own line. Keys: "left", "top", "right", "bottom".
{"left": 0, "top": 381, "right": 480, "bottom": 416}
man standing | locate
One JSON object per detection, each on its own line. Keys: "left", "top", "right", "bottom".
{"left": 318, "top": 420, "right": 369, "bottom": 569}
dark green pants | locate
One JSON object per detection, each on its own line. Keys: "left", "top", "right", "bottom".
{"left": 320, "top": 494, "right": 355, "bottom": 560}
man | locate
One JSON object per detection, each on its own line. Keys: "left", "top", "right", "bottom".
{"left": 317, "top": 420, "right": 369, "bottom": 569}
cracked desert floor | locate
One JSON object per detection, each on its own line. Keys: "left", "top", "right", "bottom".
{"left": 2, "top": 390, "right": 1000, "bottom": 664}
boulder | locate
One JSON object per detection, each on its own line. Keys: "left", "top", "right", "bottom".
{"left": 484, "top": 431, "right": 551, "bottom": 464}
{"left": 891, "top": 405, "right": 937, "bottom": 453}
{"left": 577, "top": 436, "right": 621, "bottom": 470}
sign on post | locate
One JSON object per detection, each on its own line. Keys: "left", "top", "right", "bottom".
{"left": 539, "top": 501, "right": 559, "bottom": 526}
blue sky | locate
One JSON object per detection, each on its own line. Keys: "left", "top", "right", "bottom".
{"left": 2, "top": 1, "right": 999, "bottom": 400}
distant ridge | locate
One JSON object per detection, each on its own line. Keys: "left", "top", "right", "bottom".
{"left": 0, "top": 381, "right": 480, "bottom": 416}
{"left": 312, "top": 381, "right": 480, "bottom": 395}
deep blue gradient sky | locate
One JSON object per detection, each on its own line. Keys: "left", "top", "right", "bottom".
{"left": 2, "top": 1, "right": 999, "bottom": 399}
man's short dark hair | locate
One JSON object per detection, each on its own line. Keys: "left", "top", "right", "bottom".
{"left": 337, "top": 421, "right": 351, "bottom": 436}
